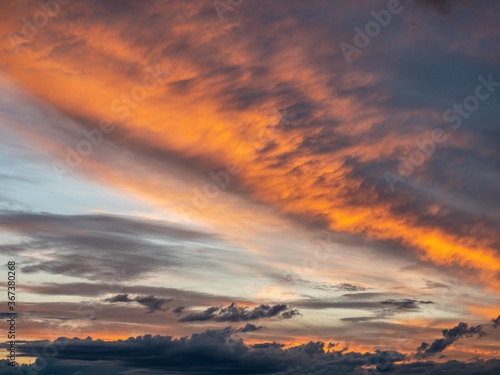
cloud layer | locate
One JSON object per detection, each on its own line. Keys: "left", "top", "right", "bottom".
{"left": 2, "top": 327, "right": 499, "bottom": 375}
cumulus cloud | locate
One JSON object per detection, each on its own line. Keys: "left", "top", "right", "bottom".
{"left": 179, "top": 303, "right": 300, "bottom": 322}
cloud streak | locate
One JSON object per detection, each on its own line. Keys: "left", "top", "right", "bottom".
{"left": 179, "top": 303, "right": 300, "bottom": 323}
{"left": 416, "top": 321, "right": 487, "bottom": 358}
{"left": 104, "top": 294, "right": 173, "bottom": 313}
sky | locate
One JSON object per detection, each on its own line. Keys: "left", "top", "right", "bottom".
{"left": 0, "top": 0, "right": 499, "bottom": 374}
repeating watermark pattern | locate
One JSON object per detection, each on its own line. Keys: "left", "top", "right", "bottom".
{"left": 340, "top": 0, "right": 407, "bottom": 64}
{"left": 288, "top": 234, "right": 335, "bottom": 279}
{"left": 51, "top": 65, "right": 169, "bottom": 182}
{"left": 177, "top": 107, "right": 295, "bottom": 222}
{"left": 213, "top": 0, "right": 243, "bottom": 21}
{"left": 8, "top": 0, "right": 72, "bottom": 53}
{"left": 385, "top": 73, "right": 500, "bottom": 192}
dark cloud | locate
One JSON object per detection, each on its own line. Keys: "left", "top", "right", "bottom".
{"left": 334, "top": 283, "right": 368, "bottom": 292}
{"left": 491, "top": 315, "right": 500, "bottom": 329}
{"left": 424, "top": 280, "right": 450, "bottom": 289}
{"left": 315, "top": 282, "right": 368, "bottom": 292}
{"left": 105, "top": 294, "right": 132, "bottom": 303}
{"left": 104, "top": 294, "right": 173, "bottom": 313}
{"left": 381, "top": 299, "right": 434, "bottom": 311}
{"left": 236, "top": 324, "right": 264, "bottom": 333}
{"left": 4, "top": 328, "right": 500, "bottom": 375}
{"left": 293, "top": 297, "right": 433, "bottom": 316}
{"left": 173, "top": 306, "right": 185, "bottom": 315}
{"left": 251, "top": 342, "right": 284, "bottom": 349}
{"left": 416, "top": 321, "right": 486, "bottom": 358}
{"left": 179, "top": 303, "right": 300, "bottom": 323}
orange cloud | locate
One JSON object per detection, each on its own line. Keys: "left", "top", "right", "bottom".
{"left": 1, "top": 0, "right": 499, "bottom": 297}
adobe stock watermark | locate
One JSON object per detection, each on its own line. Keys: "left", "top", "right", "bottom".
{"left": 213, "top": 0, "right": 243, "bottom": 21}
{"left": 51, "top": 65, "right": 169, "bottom": 182}
{"left": 385, "top": 73, "right": 500, "bottom": 192}
{"left": 288, "top": 234, "right": 335, "bottom": 279}
{"left": 8, "top": 0, "right": 71, "bottom": 53}
{"left": 339, "top": 0, "right": 406, "bottom": 64}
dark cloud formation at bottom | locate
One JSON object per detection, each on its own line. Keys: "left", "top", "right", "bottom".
{"left": 2, "top": 327, "right": 500, "bottom": 375}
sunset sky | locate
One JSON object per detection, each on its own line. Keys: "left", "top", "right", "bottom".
{"left": 1, "top": 0, "right": 500, "bottom": 374}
